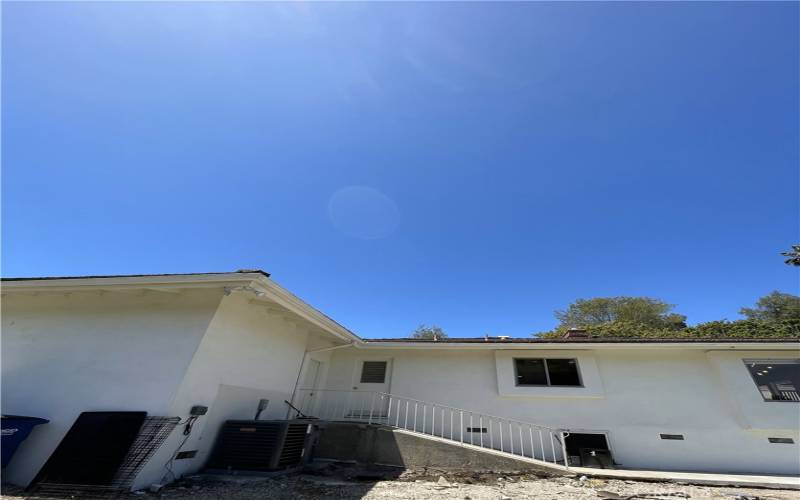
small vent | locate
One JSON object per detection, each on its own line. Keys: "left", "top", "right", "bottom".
{"left": 175, "top": 450, "right": 197, "bottom": 460}
{"left": 660, "top": 434, "right": 684, "bottom": 440}
{"left": 466, "top": 427, "right": 488, "bottom": 433}
{"left": 768, "top": 437, "right": 794, "bottom": 444}
{"left": 360, "top": 361, "right": 387, "bottom": 384}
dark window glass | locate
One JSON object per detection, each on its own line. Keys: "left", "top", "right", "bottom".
{"left": 514, "top": 358, "right": 582, "bottom": 387}
{"left": 744, "top": 360, "right": 800, "bottom": 402}
{"left": 360, "top": 361, "right": 387, "bottom": 384}
{"left": 514, "top": 358, "right": 547, "bottom": 386}
{"left": 546, "top": 359, "right": 581, "bottom": 386}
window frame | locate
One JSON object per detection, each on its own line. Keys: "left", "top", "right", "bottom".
{"left": 513, "top": 357, "right": 583, "bottom": 388}
{"left": 743, "top": 358, "right": 800, "bottom": 403}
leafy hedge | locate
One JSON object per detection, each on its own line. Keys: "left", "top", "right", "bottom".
{"left": 535, "top": 319, "right": 800, "bottom": 339}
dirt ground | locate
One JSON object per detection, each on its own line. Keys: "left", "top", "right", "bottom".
{"left": 2, "top": 465, "right": 797, "bottom": 500}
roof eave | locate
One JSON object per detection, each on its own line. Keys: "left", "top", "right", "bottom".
{"left": 357, "top": 340, "right": 800, "bottom": 350}
{"left": 2, "top": 272, "right": 362, "bottom": 344}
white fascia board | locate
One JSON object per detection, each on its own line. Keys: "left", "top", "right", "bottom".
{"left": 355, "top": 341, "right": 800, "bottom": 351}
{"left": 248, "top": 276, "right": 361, "bottom": 344}
{"left": 0, "top": 273, "right": 264, "bottom": 292}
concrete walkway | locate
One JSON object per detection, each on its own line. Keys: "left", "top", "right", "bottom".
{"left": 571, "top": 466, "right": 800, "bottom": 490}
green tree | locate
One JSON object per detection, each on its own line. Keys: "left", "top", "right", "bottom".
{"left": 411, "top": 324, "right": 448, "bottom": 340}
{"left": 535, "top": 318, "right": 800, "bottom": 339}
{"left": 781, "top": 244, "right": 800, "bottom": 266}
{"left": 554, "top": 297, "right": 686, "bottom": 330}
{"left": 740, "top": 291, "right": 800, "bottom": 321}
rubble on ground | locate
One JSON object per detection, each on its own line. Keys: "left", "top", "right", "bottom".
{"left": 1, "top": 463, "right": 796, "bottom": 500}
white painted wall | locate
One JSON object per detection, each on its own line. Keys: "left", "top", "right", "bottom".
{"left": 1, "top": 288, "right": 342, "bottom": 491}
{"left": 324, "top": 346, "right": 800, "bottom": 475}
{"left": 130, "top": 292, "right": 315, "bottom": 490}
{"left": 1, "top": 289, "right": 224, "bottom": 487}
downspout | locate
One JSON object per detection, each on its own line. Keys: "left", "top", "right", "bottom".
{"left": 286, "top": 341, "right": 357, "bottom": 418}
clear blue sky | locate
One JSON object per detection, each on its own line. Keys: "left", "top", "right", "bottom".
{"left": 3, "top": 2, "right": 798, "bottom": 338}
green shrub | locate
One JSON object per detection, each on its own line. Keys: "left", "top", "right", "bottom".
{"left": 535, "top": 319, "right": 800, "bottom": 339}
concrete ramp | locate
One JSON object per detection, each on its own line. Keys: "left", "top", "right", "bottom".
{"left": 313, "top": 422, "right": 800, "bottom": 490}
{"left": 313, "top": 422, "right": 568, "bottom": 475}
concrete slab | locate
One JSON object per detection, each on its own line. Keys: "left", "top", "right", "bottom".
{"left": 570, "top": 466, "right": 800, "bottom": 490}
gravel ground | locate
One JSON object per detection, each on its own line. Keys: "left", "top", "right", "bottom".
{"left": 2, "top": 466, "right": 796, "bottom": 500}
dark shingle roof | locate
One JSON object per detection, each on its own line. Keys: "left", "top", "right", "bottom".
{"left": 364, "top": 337, "right": 799, "bottom": 344}
{"left": 1, "top": 270, "right": 270, "bottom": 281}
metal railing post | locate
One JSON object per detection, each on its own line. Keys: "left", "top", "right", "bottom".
{"left": 560, "top": 431, "right": 569, "bottom": 468}
{"left": 499, "top": 421, "right": 504, "bottom": 452}
{"left": 509, "top": 421, "right": 514, "bottom": 455}
{"left": 395, "top": 399, "right": 401, "bottom": 427}
{"left": 450, "top": 411, "right": 453, "bottom": 440}
{"left": 528, "top": 426, "right": 534, "bottom": 459}
{"left": 539, "top": 429, "right": 545, "bottom": 462}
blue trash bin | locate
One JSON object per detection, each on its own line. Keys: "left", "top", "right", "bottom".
{"left": 2, "top": 415, "right": 49, "bottom": 468}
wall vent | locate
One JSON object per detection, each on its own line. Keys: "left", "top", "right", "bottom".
{"left": 466, "top": 427, "right": 488, "bottom": 433}
{"left": 768, "top": 437, "right": 794, "bottom": 444}
{"left": 360, "top": 362, "right": 388, "bottom": 384}
{"left": 659, "top": 434, "right": 684, "bottom": 440}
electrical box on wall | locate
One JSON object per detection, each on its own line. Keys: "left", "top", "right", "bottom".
{"left": 190, "top": 406, "right": 208, "bottom": 416}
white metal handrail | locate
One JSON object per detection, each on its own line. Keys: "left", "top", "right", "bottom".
{"left": 292, "top": 388, "right": 568, "bottom": 468}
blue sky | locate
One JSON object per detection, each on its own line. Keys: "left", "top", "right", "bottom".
{"left": 3, "top": 2, "right": 798, "bottom": 338}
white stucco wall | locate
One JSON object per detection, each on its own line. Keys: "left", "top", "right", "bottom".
{"left": 1, "top": 289, "right": 225, "bottom": 487}
{"left": 323, "top": 346, "right": 800, "bottom": 475}
{"left": 130, "top": 292, "right": 316, "bottom": 489}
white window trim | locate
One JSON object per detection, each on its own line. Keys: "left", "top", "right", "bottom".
{"left": 496, "top": 350, "right": 605, "bottom": 399}
{"left": 705, "top": 350, "right": 800, "bottom": 431}
{"left": 742, "top": 358, "right": 800, "bottom": 403}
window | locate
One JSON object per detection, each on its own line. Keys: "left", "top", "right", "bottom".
{"left": 360, "top": 361, "right": 387, "bottom": 384}
{"left": 514, "top": 358, "right": 581, "bottom": 387}
{"left": 744, "top": 359, "right": 800, "bottom": 402}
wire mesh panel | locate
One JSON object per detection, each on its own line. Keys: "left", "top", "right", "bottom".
{"left": 112, "top": 416, "right": 180, "bottom": 489}
{"left": 33, "top": 415, "right": 179, "bottom": 498}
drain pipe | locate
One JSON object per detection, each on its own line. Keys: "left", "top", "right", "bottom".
{"left": 286, "top": 341, "right": 356, "bottom": 418}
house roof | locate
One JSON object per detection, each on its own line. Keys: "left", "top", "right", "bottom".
{"left": 1, "top": 270, "right": 271, "bottom": 282}
{"left": 363, "top": 337, "right": 800, "bottom": 344}
{"left": 4, "top": 272, "right": 799, "bottom": 349}
{"left": 1, "top": 270, "right": 360, "bottom": 344}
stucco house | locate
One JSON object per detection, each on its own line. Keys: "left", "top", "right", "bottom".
{"left": 2, "top": 271, "right": 798, "bottom": 492}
